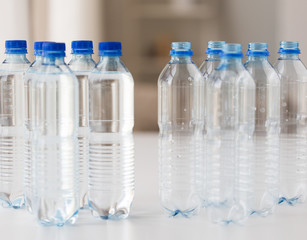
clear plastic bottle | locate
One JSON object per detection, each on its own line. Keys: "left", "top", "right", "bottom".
{"left": 206, "top": 43, "right": 255, "bottom": 224}
{"left": 158, "top": 42, "right": 204, "bottom": 217}
{"left": 68, "top": 40, "right": 96, "bottom": 209}
{"left": 88, "top": 42, "right": 134, "bottom": 219}
{"left": 31, "top": 42, "right": 79, "bottom": 226}
{"left": 0, "top": 40, "right": 30, "bottom": 208}
{"left": 274, "top": 41, "right": 307, "bottom": 205}
{"left": 199, "top": 41, "right": 225, "bottom": 207}
{"left": 24, "top": 41, "right": 46, "bottom": 213}
{"left": 244, "top": 43, "right": 280, "bottom": 216}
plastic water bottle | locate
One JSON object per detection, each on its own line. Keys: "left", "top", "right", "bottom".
{"left": 88, "top": 42, "right": 134, "bottom": 219}
{"left": 244, "top": 43, "right": 280, "bottom": 216}
{"left": 199, "top": 41, "right": 225, "bottom": 207}
{"left": 68, "top": 40, "right": 95, "bottom": 208}
{"left": 0, "top": 40, "right": 30, "bottom": 208}
{"left": 274, "top": 41, "right": 307, "bottom": 205}
{"left": 24, "top": 41, "right": 46, "bottom": 212}
{"left": 31, "top": 42, "right": 79, "bottom": 226}
{"left": 158, "top": 42, "right": 204, "bottom": 217}
{"left": 206, "top": 43, "right": 255, "bottom": 224}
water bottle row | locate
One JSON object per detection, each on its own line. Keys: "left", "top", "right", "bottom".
{"left": 0, "top": 40, "right": 134, "bottom": 226}
{"left": 158, "top": 41, "right": 307, "bottom": 224}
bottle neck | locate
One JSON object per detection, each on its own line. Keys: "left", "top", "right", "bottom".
{"left": 71, "top": 54, "right": 93, "bottom": 61}
{"left": 99, "top": 56, "right": 121, "bottom": 64}
{"left": 207, "top": 54, "right": 221, "bottom": 61}
{"left": 43, "top": 56, "right": 65, "bottom": 65}
{"left": 247, "top": 56, "right": 268, "bottom": 61}
{"left": 279, "top": 54, "right": 300, "bottom": 60}
{"left": 4, "top": 54, "right": 29, "bottom": 63}
{"left": 220, "top": 57, "right": 243, "bottom": 65}
{"left": 170, "top": 55, "right": 193, "bottom": 64}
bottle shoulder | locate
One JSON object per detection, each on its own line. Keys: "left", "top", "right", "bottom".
{"left": 245, "top": 60, "right": 280, "bottom": 85}
{"left": 275, "top": 59, "right": 307, "bottom": 79}
{"left": 68, "top": 58, "right": 96, "bottom": 72}
{"left": 158, "top": 62, "right": 203, "bottom": 85}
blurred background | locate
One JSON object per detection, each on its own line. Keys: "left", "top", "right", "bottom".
{"left": 0, "top": 0, "right": 305, "bottom": 131}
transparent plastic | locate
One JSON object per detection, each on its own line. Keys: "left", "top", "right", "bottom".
{"left": 245, "top": 43, "right": 280, "bottom": 216}
{"left": 206, "top": 44, "right": 255, "bottom": 224}
{"left": 158, "top": 42, "right": 204, "bottom": 217}
{"left": 274, "top": 41, "right": 307, "bottom": 205}
{"left": 199, "top": 41, "right": 225, "bottom": 207}
{"left": 31, "top": 55, "right": 79, "bottom": 226}
{"left": 68, "top": 54, "right": 95, "bottom": 208}
{"left": 0, "top": 54, "right": 30, "bottom": 208}
{"left": 24, "top": 55, "right": 43, "bottom": 213}
{"left": 88, "top": 56, "right": 134, "bottom": 219}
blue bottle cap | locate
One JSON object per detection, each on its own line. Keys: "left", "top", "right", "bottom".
{"left": 5, "top": 40, "right": 27, "bottom": 54}
{"left": 206, "top": 41, "right": 226, "bottom": 54}
{"left": 34, "top": 41, "right": 52, "bottom": 56}
{"left": 246, "top": 42, "right": 269, "bottom": 56}
{"left": 220, "top": 43, "right": 243, "bottom": 58}
{"left": 278, "top": 41, "right": 300, "bottom": 54}
{"left": 99, "top": 42, "right": 122, "bottom": 56}
{"left": 42, "top": 42, "right": 66, "bottom": 57}
{"left": 71, "top": 40, "right": 93, "bottom": 54}
{"left": 170, "top": 42, "right": 193, "bottom": 56}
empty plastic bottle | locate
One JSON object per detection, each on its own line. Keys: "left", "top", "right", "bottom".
{"left": 199, "top": 40, "right": 225, "bottom": 207}
{"left": 88, "top": 42, "right": 134, "bottom": 219}
{"left": 158, "top": 42, "right": 204, "bottom": 217}
{"left": 31, "top": 42, "right": 79, "bottom": 226}
{"left": 206, "top": 43, "right": 255, "bottom": 224}
{"left": 244, "top": 43, "right": 280, "bottom": 216}
{"left": 274, "top": 41, "right": 307, "bottom": 205}
{"left": 24, "top": 41, "right": 47, "bottom": 213}
{"left": 0, "top": 40, "right": 30, "bottom": 208}
{"left": 68, "top": 40, "right": 96, "bottom": 209}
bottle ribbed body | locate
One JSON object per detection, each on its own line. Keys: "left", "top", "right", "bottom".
{"left": 275, "top": 55, "right": 307, "bottom": 205}
{"left": 31, "top": 62, "right": 79, "bottom": 226}
{"left": 88, "top": 61, "right": 135, "bottom": 219}
{"left": 69, "top": 54, "right": 95, "bottom": 209}
{"left": 0, "top": 55, "right": 30, "bottom": 208}
{"left": 245, "top": 56, "right": 280, "bottom": 216}
{"left": 158, "top": 57, "right": 204, "bottom": 217}
{"left": 206, "top": 56, "right": 255, "bottom": 224}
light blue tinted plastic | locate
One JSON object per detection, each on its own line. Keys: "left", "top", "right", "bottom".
{"left": 205, "top": 43, "right": 255, "bottom": 224}
{"left": 158, "top": 43, "right": 204, "bottom": 217}
{"left": 245, "top": 43, "right": 280, "bottom": 216}
{"left": 274, "top": 41, "right": 307, "bottom": 205}
{"left": 31, "top": 54, "right": 79, "bottom": 226}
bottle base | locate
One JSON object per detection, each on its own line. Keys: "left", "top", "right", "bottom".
{"left": 37, "top": 210, "right": 79, "bottom": 227}
{"left": 0, "top": 193, "right": 24, "bottom": 209}
{"left": 250, "top": 208, "right": 274, "bottom": 217}
{"left": 89, "top": 203, "right": 130, "bottom": 220}
{"left": 163, "top": 206, "right": 199, "bottom": 218}
{"left": 278, "top": 195, "right": 304, "bottom": 206}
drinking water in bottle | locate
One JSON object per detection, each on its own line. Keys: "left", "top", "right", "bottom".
{"left": 245, "top": 43, "right": 280, "bottom": 216}
{"left": 31, "top": 42, "right": 79, "bottom": 226}
{"left": 68, "top": 40, "right": 96, "bottom": 208}
{"left": 24, "top": 41, "right": 46, "bottom": 212}
{"left": 206, "top": 43, "right": 255, "bottom": 224}
{"left": 88, "top": 42, "right": 134, "bottom": 219}
{"left": 199, "top": 41, "right": 225, "bottom": 207}
{"left": 274, "top": 41, "right": 307, "bottom": 205}
{"left": 0, "top": 40, "right": 30, "bottom": 208}
{"left": 158, "top": 42, "right": 204, "bottom": 217}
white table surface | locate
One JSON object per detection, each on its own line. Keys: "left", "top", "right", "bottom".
{"left": 1, "top": 132, "right": 307, "bottom": 240}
